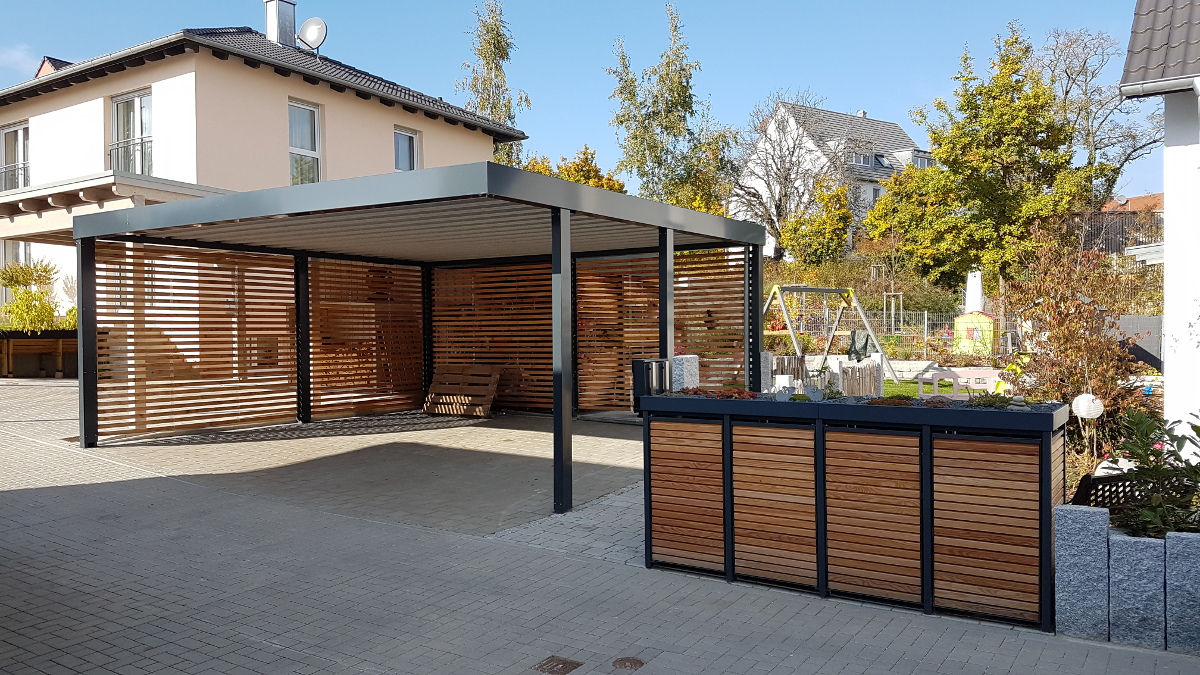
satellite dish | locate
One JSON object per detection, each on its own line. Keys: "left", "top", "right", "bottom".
{"left": 297, "top": 17, "right": 328, "bottom": 51}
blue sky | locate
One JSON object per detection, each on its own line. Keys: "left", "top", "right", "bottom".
{"left": 0, "top": 0, "right": 1161, "bottom": 197}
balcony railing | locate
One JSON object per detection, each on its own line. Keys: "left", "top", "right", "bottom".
{"left": 109, "top": 137, "right": 153, "bottom": 176}
{"left": 0, "top": 162, "right": 29, "bottom": 192}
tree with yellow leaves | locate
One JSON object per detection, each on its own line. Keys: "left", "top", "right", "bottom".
{"left": 521, "top": 146, "right": 626, "bottom": 193}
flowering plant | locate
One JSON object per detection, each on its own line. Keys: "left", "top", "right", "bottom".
{"left": 1109, "top": 411, "right": 1200, "bottom": 538}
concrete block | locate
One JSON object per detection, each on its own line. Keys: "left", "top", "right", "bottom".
{"left": 760, "top": 351, "right": 773, "bottom": 391}
{"left": 1166, "top": 531, "right": 1200, "bottom": 654}
{"left": 1109, "top": 529, "right": 1165, "bottom": 649}
{"left": 670, "top": 355, "right": 699, "bottom": 391}
{"left": 1053, "top": 505, "right": 1110, "bottom": 641}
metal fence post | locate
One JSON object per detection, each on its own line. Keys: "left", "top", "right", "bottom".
{"left": 923, "top": 311, "right": 929, "bottom": 359}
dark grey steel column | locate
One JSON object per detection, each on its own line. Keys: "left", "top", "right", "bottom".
{"left": 920, "top": 425, "right": 934, "bottom": 614}
{"left": 552, "top": 208, "right": 573, "bottom": 513}
{"left": 1039, "top": 430, "right": 1055, "bottom": 632}
{"left": 745, "top": 244, "right": 763, "bottom": 391}
{"left": 658, "top": 228, "right": 674, "bottom": 361}
{"left": 76, "top": 237, "right": 98, "bottom": 448}
{"left": 294, "top": 255, "right": 311, "bottom": 423}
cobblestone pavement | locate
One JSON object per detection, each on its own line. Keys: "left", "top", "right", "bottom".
{"left": 2, "top": 380, "right": 1199, "bottom": 674}
{"left": 490, "top": 482, "right": 645, "bottom": 567}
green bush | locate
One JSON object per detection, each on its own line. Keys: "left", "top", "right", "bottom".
{"left": 1109, "top": 411, "right": 1200, "bottom": 538}
{"left": 1, "top": 288, "right": 58, "bottom": 333}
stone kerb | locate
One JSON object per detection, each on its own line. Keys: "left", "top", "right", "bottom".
{"left": 1053, "top": 505, "right": 1200, "bottom": 655}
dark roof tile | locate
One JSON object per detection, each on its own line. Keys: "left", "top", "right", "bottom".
{"left": 1122, "top": 0, "right": 1200, "bottom": 86}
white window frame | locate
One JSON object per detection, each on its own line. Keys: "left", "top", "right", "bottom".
{"left": 111, "top": 89, "right": 152, "bottom": 175}
{"left": 288, "top": 100, "right": 322, "bottom": 184}
{"left": 913, "top": 156, "right": 936, "bottom": 169}
{"left": 0, "top": 121, "right": 30, "bottom": 191}
{"left": 394, "top": 128, "right": 419, "bottom": 172}
{"left": 850, "top": 152, "right": 872, "bottom": 167}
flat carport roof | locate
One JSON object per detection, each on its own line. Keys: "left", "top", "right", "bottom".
{"left": 72, "top": 161, "right": 767, "bottom": 513}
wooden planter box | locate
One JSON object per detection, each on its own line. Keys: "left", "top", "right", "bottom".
{"left": 640, "top": 395, "right": 1070, "bottom": 630}
{"left": 0, "top": 330, "right": 78, "bottom": 378}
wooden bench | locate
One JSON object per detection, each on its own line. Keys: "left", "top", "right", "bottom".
{"left": 423, "top": 365, "right": 502, "bottom": 417}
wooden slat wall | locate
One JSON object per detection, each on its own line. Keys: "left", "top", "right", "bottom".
{"left": 933, "top": 438, "right": 1042, "bottom": 622}
{"left": 675, "top": 249, "right": 747, "bottom": 388}
{"left": 732, "top": 425, "right": 817, "bottom": 586}
{"left": 650, "top": 420, "right": 725, "bottom": 571}
{"left": 95, "top": 243, "right": 297, "bottom": 439}
{"left": 825, "top": 431, "right": 922, "bottom": 604}
{"left": 576, "top": 256, "right": 659, "bottom": 411}
{"left": 309, "top": 259, "right": 424, "bottom": 419}
{"left": 432, "top": 263, "right": 552, "bottom": 410}
{"left": 1052, "top": 433, "right": 1066, "bottom": 506}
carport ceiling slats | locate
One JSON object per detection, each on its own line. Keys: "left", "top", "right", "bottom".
{"left": 72, "top": 162, "right": 765, "bottom": 261}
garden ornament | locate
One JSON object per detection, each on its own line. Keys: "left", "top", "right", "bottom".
{"left": 1071, "top": 393, "right": 1105, "bottom": 419}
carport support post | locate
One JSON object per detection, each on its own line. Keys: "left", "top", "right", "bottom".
{"left": 77, "top": 237, "right": 99, "bottom": 448}
{"left": 294, "top": 254, "right": 311, "bottom": 423}
{"left": 658, "top": 228, "right": 674, "bottom": 364}
{"left": 552, "top": 207, "right": 573, "bottom": 513}
{"left": 746, "top": 244, "right": 763, "bottom": 392}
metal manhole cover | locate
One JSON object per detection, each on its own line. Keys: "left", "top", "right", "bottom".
{"left": 612, "top": 657, "right": 645, "bottom": 670}
{"left": 532, "top": 656, "right": 583, "bottom": 674}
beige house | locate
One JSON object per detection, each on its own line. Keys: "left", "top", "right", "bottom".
{"left": 0, "top": 0, "right": 524, "bottom": 306}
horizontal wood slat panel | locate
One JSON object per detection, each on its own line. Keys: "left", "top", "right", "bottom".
{"left": 933, "top": 437, "right": 1042, "bottom": 622}
{"left": 432, "top": 263, "right": 552, "bottom": 410}
{"left": 675, "top": 249, "right": 746, "bottom": 389}
{"left": 94, "top": 242, "right": 297, "bottom": 439}
{"left": 826, "top": 432, "right": 921, "bottom": 603}
{"left": 576, "top": 255, "right": 659, "bottom": 411}
{"left": 650, "top": 420, "right": 724, "bottom": 572}
{"left": 310, "top": 259, "right": 424, "bottom": 418}
{"left": 733, "top": 425, "right": 816, "bottom": 586}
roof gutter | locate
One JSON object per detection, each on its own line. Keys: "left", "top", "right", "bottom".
{"left": 1120, "top": 75, "right": 1200, "bottom": 100}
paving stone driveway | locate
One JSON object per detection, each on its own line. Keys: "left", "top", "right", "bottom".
{"left": 1, "top": 380, "right": 1198, "bottom": 674}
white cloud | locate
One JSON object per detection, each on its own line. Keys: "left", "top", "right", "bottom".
{"left": 0, "top": 45, "right": 42, "bottom": 79}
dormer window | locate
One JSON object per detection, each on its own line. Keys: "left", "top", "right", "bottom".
{"left": 850, "top": 152, "right": 872, "bottom": 166}
{"left": 913, "top": 156, "right": 936, "bottom": 169}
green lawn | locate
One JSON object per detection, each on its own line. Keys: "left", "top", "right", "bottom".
{"left": 882, "top": 379, "right": 987, "bottom": 398}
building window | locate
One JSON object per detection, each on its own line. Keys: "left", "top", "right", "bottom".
{"left": 874, "top": 154, "right": 892, "bottom": 169}
{"left": 111, "top": 90, "right": 152, "bottom": 175}
{"left": 289, "top": 101, "right": 320, "bottom": 185}
{"left": 0, "top": 122, "right": 30, "bottom": 191}
{"left": 913, "top": 156, "right": 936, "bottom": 169}
{"left": 850, "top": 152, "right": 872, "bottom": 166}
{"left": 394, "top": 129, "right": 418, "bottom": 172}
{"left": 872, "top": 187, "right": 882, "bottom": 205}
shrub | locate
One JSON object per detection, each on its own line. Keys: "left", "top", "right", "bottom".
{"left": 1108, "top": 411, "right": 1200, "bottom": 538}
{"left": 965, "top": 392, "right": 1013, "bottom": 409}
{"left": 1, "top": 288, "right": 58, "bottom": 333}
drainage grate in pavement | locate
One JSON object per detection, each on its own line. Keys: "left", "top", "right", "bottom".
{"left": 612, "top": 657, "right": 645, "bottom": 670}
{"left": 532, "top": 656, "right": 584, "bottom": 674}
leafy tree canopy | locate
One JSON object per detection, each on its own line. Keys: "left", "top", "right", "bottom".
{"left": 778, "top": 179, "right": 853, "bottom": 268}
{"left": 457, "top": 0, "right": 530, "bottom": 166}
{"left": 865, "top": 23, "right": 1105, "bottom": 286}
{"left": 521, "top": 146, "right": 627, "bottom": 193}
{"left": 608, "top": 4, "right": 737, "bottom": 214}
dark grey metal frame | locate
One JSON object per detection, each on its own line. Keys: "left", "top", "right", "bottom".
{"left": 639, "top": 395, "right": 1068, "bottom": 632}
{"left": 72, "top": 164, "right": 766, "bottom": 517}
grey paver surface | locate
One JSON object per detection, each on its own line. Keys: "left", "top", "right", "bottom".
{"left": 1, "top": 379, "right": 1198, "bottom": 674}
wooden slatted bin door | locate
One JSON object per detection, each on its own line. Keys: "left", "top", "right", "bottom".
{"left": 732, "top": 425, "right": 817, "bottom": 586}
{"left": 933, "top": 437, "right": 1042, "bottom": 623}
{"left": 649, "top": 420, "right": 724, "bottom": 572}
{"left": 825, "top": 431, "right": 922, "bottom": 604}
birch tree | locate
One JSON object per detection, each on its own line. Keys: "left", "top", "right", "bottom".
{"left": 457, "top": 0, "right": 530, "bottom": 166}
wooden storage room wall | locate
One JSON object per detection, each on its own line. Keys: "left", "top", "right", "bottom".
{"left": 932, "top": 436, "right": 1046, "bottom": 622}
{"left": 648, "top": 419, "right": 725, "bottom": 571}
{"left": 732, "top": 424, "right": 817, "bottom": 586}
{"left": 825, "top": 431, "right": 923, "bottom": 603}
{"left": 432, "top": 263, "right": 553, "bottom": 409}
{"left": 94, "top": 243, "right": 297, "bottom": 439}
{"left": 576, "top": 255, "right": 659, "bottom": 411}
{"left": 309, "top": 259, "right": 424, "bottom": 419}
{"left": 576, "top": 249, "right": 747, "bottom": 411}
{"left": 675, "top": 249, "right": 747, "bottom": 388}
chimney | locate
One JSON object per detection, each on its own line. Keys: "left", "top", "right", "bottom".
{"left": 264, "top": 0, "right": 297, "bottom": 47}
{"left": 856, "top": 110, "right": 867, "bottom": 118}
